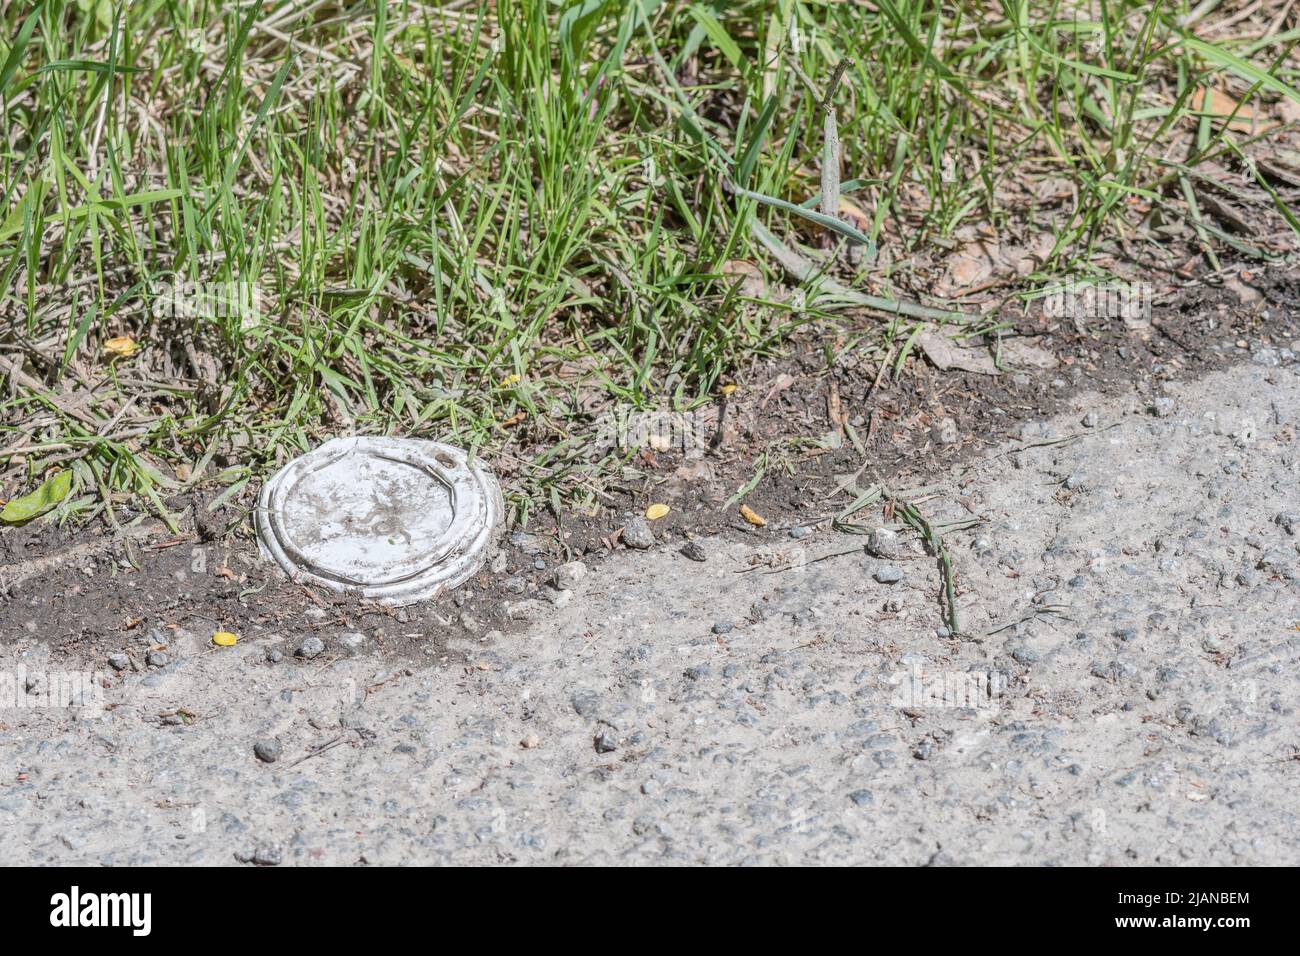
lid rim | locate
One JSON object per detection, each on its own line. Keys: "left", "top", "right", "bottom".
{"left": 256, "top": 437, "right": 502, "bottom": 605}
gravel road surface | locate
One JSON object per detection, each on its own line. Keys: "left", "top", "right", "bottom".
{"left": 3, "top": 360, "right": 1299, "bottom": 865}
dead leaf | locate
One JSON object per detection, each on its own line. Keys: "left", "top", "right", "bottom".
{"left": 721, "top": 260, "right": 767, "bottom": 298}
{"left": 1194, "top": 189, "right": 1254, "bottom": 235}
{"left": 1197, "top": 86, "right": 1275, "bottom": 134}
{"left": 1031, "top": 177, "right": 1074, "bottom": 204}
{"left": 761, "top": 373, "right": 796, "bottom": 410}
{"left": 739, "top": 504, "right": 767, "bottom": 527}
{"left": 1225, "top": 275, "right": 1262, "bottom": 306}
{"left": 1000, "top": 233, "right": 1055, "bottom": 277}
{"left": 999, "top": 338, "right": 1059, "bottom": 370}
{"left": 1257, "top": 151, "right": 1300, "bottom": 187}
{"left": 916, "top": 330, "right": 999, "bottom": 375}
{"left": 1279, "top": 98, "right": 1300, "bottom": 125}
{"left": 936, "top": 240, "right": 1001, "bottom": 297}
{"left": 947, "top": 255, "right": 989, "bottom": 290}
{"left": 645, "top": 503, "right": 670, "bottom": 521}
{"left": 670, "top": 458, "right": 716, "bottom": 483}
{"left": 838, "top": 196, "right": 871, "bottom": 231}
{"left": 827, "top": 379, "right": 846, "bottom": 430}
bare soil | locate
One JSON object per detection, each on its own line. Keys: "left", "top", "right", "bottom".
{"left": 3, "top": 263, "right": 1295, "bottom": 668}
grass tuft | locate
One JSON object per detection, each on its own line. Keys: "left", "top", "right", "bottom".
{"left": 2, "top": 0, "right": 1299, "bottom": 526}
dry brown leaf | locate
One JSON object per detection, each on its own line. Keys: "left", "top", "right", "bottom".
{"left": 721, "top": 259, "right": 767, "bottom": 298}
{"left": 916, "top": 330, "right": 999, "bottom": 375}
{"left": 1000, "top": 338, "right": 1059, "bottom": 370}
{"left": 1196, "top": 86, "right": 1275, "bottom": 134}
{"left": 936, "top": 240, "right": 1000, "bottom": 297}
{"left": 761, "top": 372, "right": 796, "bottom": 409}
{"left": 739, "top": 504, "right": 767, "bottom": 527}
{"left": 1278, "top": 98, "right": 1300, "bottom": 125}
{"left": 838, "top": 196, "right": 871, "bottom": 231}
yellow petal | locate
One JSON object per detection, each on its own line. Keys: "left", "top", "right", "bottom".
{"left": 212, "top": 631, "right": 238, "bottom": 647}
{"left": 645, "top": 503, "right": 670, "bottom": 521}
{"left": 104, "top": 336, "right": 138, "bottom": 358}
{"left": 720, "top": 384, "right": 738, "bottom": 396}
{"left": 501, "top": 373, "right": 521, "bottom": 387}
{"left": 739, "top": 504, "right": 767, "bottom": 527}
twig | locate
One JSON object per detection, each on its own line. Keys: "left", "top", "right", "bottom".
{"left": 279, "top": 731, "right": 356, "bottom": 770}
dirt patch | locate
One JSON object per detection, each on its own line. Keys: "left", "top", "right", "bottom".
{"left": 4, "top": 357, "right": 1299, "bottom": 865}
{"left": 3, "top": 264, "right": 1296, "bottom": 666}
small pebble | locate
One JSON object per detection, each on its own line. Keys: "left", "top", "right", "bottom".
{"left": 593, "top": 731, "right": 617, "bottom": 754}
{"left": 543, "top": 588, "right": 573, "bottom": 608}
{"left": 681, "top": 540, "right": 708, "bottom": 562}
{"left": 296, "top": 636, "right": 325, "bottom": 659}
{"left": 253, "top": 739, "right": 282, "bottom": 763}
{"left": 553, "top": 560, "right": 588, "bottom": 590}
{"left": 252, "top": 843, "right": 283, "bottom": 866}
{"left": 873, "top": 566, "right": 904, "bottom": 585}
{"left": 146, "top": 650, "right": 169, "bottom": 668}
{"left": 866, "top": 528, "right": 902, "bottom": 560}
{"left": 107, "top": 653, "right": 130, "bottom": 671}
{"left": 622, "top": 518, "right": 655, "bottom": 550}
{"left": 1149, "top": 396, "right": 1176, "bottom": 418}
{"left": 933, "top": 418, "right": 959, "bottom": 445}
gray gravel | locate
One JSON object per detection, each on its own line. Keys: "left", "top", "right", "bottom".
{"left": 3, "top": 362, "right": 1300, "bottom": 865}
{"left": 295, "top": 636, "right": 325, "bottom": 660}
{"left": 622, "top": 517, "right": 656, "bottom": 550}
{"left": 680, "top": 541, "right": 708, "bottom": 562}
{"left": 866, "top": 528, "right": 902, "bottom": 559}
{"left": 253, "top": 739, "right": 282, "bottom": 764}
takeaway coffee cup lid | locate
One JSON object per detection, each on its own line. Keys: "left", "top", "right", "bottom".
{"left": 255, "top": 437, "right": 503, "bottom": 605}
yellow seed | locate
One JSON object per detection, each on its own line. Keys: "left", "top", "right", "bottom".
{"left": 720, "top": 384, "right": 738, "bottom": 395}
{"left": 212, "top": 631, "right": 238, "bottom": 647}
{"left": 739, "top": 504, "right": 767, "bottom": 527}
{"left": 645, "top": 503, "right": 670, "bottom": 521}
{"left": 104, "top": 336, "right": 138, "bottom": 358}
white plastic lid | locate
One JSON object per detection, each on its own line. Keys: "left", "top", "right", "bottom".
{"left": 255, "top": 437, "right": 503, "bottom": 604}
